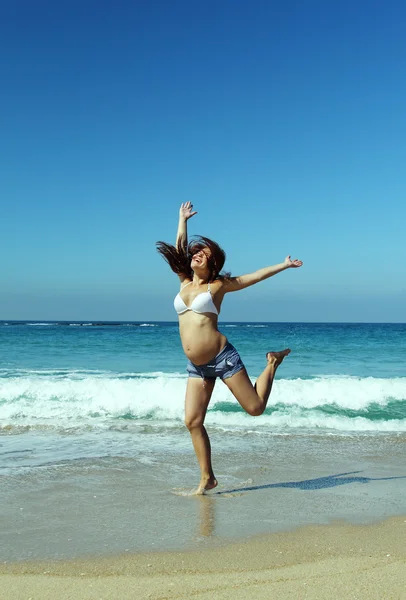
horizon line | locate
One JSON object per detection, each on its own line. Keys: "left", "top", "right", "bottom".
{"left": 1, "top": 320, "right": 405, "bottom": 325}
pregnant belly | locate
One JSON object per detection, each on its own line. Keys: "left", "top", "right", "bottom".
{"left": 179, "top": 321, "right": 226, "bottom": 365}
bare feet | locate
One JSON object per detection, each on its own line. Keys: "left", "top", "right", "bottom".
{"left": 194, "top": 476, "right": 218, "bottom": 495}
{"left": 266, "top": 348, "right": 291, "bottom": 367}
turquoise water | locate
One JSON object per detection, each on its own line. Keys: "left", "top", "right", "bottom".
{"left": 1, "top": 321, "right": 405, "bottom": 437}
{"left": 1, "top": 321, "right": 406, "bottom": 561}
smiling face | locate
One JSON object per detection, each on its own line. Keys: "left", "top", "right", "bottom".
{"left": 190, "top": 247, "right": 212, "bottom": 270}
{"left": 187, "top": 236, "right": 226, "bottom": 282}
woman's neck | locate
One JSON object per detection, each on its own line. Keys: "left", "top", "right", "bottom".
{"left": 192, "top": 273, "right": 209, "bottom": 286}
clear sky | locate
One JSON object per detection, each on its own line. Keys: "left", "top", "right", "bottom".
{"left": 1, "top": 0, "right": 405, "bottom": 322}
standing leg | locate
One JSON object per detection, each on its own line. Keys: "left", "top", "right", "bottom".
{"left": 223, "top": 350, "right": 290, "bottom": 415}
{"left": 184, "top": 377, "right": 217, "bottom": 494}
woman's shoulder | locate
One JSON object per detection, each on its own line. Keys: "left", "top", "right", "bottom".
{"left": 211, "top": 278, "right": 226, "bottom": 293}
{"left": 212, "top": 277, "right": 225, "bottom": 286}
{"left": 178, "top": 275, "right": 192, "bottom": 286}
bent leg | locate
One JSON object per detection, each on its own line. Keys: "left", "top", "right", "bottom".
{"left": 184, "top": 377, "right": 217, "bottom": 494}
{"left": 222, "top": 350, "right": 290, "bottom": 416}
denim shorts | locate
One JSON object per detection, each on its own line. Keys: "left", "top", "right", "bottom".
{"left": 186, "top": 342, "right": 245, "bottom": 380}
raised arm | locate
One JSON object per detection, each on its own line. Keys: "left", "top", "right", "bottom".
{"left": 176, "top": 201, "right": 197, "bottom": 250}
{"left": 223, "top": 256, "right": 303, "bottom": 293}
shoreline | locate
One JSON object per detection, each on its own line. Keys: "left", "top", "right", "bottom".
{"left": 2, "top": 516, "right": 406, "bottom": 599}
{"left": 3, "top": 436, "right": 406, "bottom": 563}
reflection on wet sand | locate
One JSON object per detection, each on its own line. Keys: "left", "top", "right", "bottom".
{"left": 197, "top": 496, "right": 216, "bottom": 537}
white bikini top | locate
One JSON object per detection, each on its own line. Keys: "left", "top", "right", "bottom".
{"left": 174, "top": 281, "right": 218, "bottom": 315}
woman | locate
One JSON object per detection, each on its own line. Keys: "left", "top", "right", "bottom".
{"left": 157, "top": 202, "right": 303, "bottom": 494}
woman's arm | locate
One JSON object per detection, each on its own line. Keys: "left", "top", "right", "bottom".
{"left": 176, "top": 201, "right": 197, "bottom": 250}
{"left": 223, "top": 256, "right": 303, "bottom": 293}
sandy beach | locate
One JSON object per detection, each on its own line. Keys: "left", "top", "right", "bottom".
{"left": 2, "top": 322, "right": 406, "bottom": 598}
{"left": 2, "top": 516, "right": 405, "bottom": 599}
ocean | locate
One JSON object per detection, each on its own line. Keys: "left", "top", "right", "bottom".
{"left": 1, "top": 321, "right": 406, "bottom": 561}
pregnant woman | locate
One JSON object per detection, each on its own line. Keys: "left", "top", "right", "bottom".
{"left": 156, "top": 202, "right": 303, "bottom": 494}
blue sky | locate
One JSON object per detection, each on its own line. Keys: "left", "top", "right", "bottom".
{"left": 1, "top": 0, "right": 405, "bottom": 322}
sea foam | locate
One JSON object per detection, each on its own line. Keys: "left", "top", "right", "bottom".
{"left": 1, "top": 371, "right": 405, "bottom": 433}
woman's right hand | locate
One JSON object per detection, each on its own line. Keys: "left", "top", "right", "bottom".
{"left": 179, "top": 201, "right": 197, "bottom": 221}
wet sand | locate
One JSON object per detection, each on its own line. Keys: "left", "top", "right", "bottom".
{"left": 4, "top": 432, "right": 406, "bottom": 563}
{"left": 2, "top": 516, "right": 406, "bottom": 599}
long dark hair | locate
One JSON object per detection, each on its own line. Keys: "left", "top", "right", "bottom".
{"left": 156, "top": 235, "right": 230, "bottom": 282}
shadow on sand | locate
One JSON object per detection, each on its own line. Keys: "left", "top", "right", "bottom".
{"left": 214, "top": 471, "right": 406, "bottom": 495}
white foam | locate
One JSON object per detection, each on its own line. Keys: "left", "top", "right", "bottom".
{"left": 204, "top": 408, "right": 406, "bottom": 433}
{"left": 268, "top": 375, "right": 406, "bottom": 410}
{"left": 0, "top": 372, "right": 405, "bottom": 433}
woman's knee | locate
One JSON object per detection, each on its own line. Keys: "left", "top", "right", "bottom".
{"left": 184, "top": 415, "right": 204, "bottom": 431}
{"left": 246, "top": 403, "right": 265, "bottom": 417}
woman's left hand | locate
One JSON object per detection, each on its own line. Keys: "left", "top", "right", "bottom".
{"left": 284, "top": 255, "right": 303, "bottom": 268}
{"left": 179, "top": 201, "right": 197, "bottom": 221}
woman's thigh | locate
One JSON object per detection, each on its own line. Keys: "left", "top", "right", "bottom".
{"left": 221, "top": 369, "right": 261, "bottom": 416}
{"left": 185, "top": 377, "right": 216, "bottom": 427}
